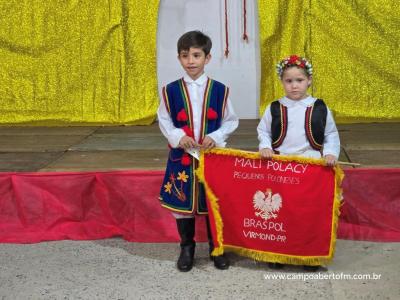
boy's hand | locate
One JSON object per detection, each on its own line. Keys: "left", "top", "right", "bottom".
{"left": 179, "top": 136, "right": 199, "bottom": 150}
{"left": 324, "top": 154, "right": 337, "bottom": 166}
{"left": 260, "top": 148, "right": 274, "bottom": 159}
{"left": 200, "top": 136, "right": 216, "bottom": 150}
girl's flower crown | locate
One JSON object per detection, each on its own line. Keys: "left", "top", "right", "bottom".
{"left": 276, "top": 55, "right": 313, "bottom": 78}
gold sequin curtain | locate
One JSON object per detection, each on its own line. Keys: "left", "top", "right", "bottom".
{"left": 0, "top": 0, "right": 159, "bottom": 125}
{"left": 258, "top": 0, "right": 400, "bottom": 122}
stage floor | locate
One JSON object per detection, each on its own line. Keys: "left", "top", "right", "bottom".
{"left": 1, "top": 120, "right": 400, "bottom": 172}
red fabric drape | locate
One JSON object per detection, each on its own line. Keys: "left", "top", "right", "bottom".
{"left": 0, "top": 171, "right": 206, "bottom": 243}
{"left": 0, "top": 169, "right": 399, "bottom": 244}
{"left": 338, "top": 168, "right": 400, "bottom": 242}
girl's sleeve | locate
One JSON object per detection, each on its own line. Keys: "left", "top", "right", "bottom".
{"left": 322, "top": 108, "right": 341, "bottom": 158}
{"left": 257, "top": 104, "right": 273, "bottom": 150}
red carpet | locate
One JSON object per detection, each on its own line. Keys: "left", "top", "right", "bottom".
{"left": 0, "top": 169, "right": 399, "bottom": 243}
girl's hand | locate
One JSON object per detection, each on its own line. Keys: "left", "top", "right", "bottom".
{"left": 200, "top": 136, "right": 216, "bottom": 150}
{"left": 179, "top": 136, "right": 199, "bottom": 150}
{"left": 324, "top": 154, "right": 337, "bottom": 166}
{"left": 260, "top": 148, "right": 274, "bottom": 159}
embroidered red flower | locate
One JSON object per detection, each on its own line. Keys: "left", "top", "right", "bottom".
{"left": 207, "top": 108, "right": 218, "bottom": 120}
{"left": 169, "top": 173, "right": 175, "bottom": 183}
{"left": 181, "top": 153, "right": 191, "bottom": 166}
{"left": 177, "top": 109, "right": 188, "bottom": 122}
{"left": 182, "top": 125, "right": 194, "bottom": 138}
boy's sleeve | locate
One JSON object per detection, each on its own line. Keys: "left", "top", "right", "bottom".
{"left": 322, "top": 108, "right": 341, "bottom": 158}
{"left": 157, "top": 96, "right": 185, "bottom": 148}
{"left": 257, "top": 105, "right": 273, "bottom": 150}
{"left": 206, "top": 97, "right": 239, "bottom": 147}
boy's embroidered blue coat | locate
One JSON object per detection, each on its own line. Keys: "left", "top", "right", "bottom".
{"left": 159, "top": 78, "right": 229, "bottom": 214}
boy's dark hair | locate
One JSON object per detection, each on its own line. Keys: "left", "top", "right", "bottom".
{"left": 177, "top": 31, "right": 212, "bottom": 55}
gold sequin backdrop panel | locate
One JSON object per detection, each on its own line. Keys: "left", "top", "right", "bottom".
{"left": 123, "top": 0, "right": 159, "bottom": 124}
{"left": 258, "top": 0, "right": 400, "bottom": 122}
{"left": 0, "top": 0, "right": 159, "bottom": 125}
{"left": 258, "top": 0, "right": 309, "bottom": 117}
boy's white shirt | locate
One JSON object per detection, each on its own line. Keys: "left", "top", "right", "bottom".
{"left": 158, "top": 73, "right": 239, "bottom": 148}
{"left": 257, "top": 96, "right": 340, "bottom": 159}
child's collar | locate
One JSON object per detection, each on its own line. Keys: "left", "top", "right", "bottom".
{"left": 281, "top": 96, "right": 314, "bottom": 107}
{"left": 183, "top": 73, "right": 208, "bottom": 85}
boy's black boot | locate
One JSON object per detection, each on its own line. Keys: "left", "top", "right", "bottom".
{"left": 268, "top": 262, "right": 284, "bottom": 269}
{"left": 176, "top": 218, "right": 196, "bottom": 272}
{"left": 303, "top": 265, "right": 320, "bottom": 272}
{"left": 206, "top": 217, "right": 230, "bottom": 270}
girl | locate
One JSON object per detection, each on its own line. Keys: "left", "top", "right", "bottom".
{"left": 257, "top": 55, "right": 340, "bottom": 271}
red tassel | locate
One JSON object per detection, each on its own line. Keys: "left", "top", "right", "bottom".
{"left": 207, "top": 108, "right": 218, "bottom": 120}
{"left": 182, "top": 125, "right": 194, "bottom": 138}
{"left": 242, "top": 0, "right": 249, "bottom": 42}
{"left": 224, "top": 0, "right": 229, "bottom": 58}
{"left": 177, "top": 109, "right": 188, "bottom": 122}
{"left": 181, "top": 153, "right": 191, "bottom": 166}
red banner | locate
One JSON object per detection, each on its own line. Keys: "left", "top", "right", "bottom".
{"left": 197, "top": 148, "right": 344, "bottom": 266}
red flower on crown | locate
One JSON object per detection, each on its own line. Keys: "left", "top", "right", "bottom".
{"left": 207, "top": 108, "right": 218, "bottom": 120}
{"left": 288, "top": 55, "right": 299, "bottom": 64}
{"left": 276, "top": 55, "right": 313, "bottom": 78}
{"left": 182, "top": 125, "right": 194, "bottom": 138}
{"left": 177, "top": 109, "right": 188, "bottom": 121}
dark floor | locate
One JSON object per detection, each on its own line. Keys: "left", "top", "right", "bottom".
{"left": 0, "top": 120, "right": 400, "bottom": 172}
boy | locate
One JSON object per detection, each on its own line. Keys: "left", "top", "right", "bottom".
{"left": 158, "top": 31, "right": 239, "bottom": 272}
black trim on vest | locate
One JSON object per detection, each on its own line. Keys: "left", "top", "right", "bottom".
{"left": 271, "top": 101, "right": 287, "bottom": 149}
{"left": 305, "top": 99, "right": 327, "bottom": 150}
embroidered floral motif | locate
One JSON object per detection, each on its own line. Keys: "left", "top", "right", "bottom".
{"left": 165, "top": 170, "right": 188, "bottom": 202}
{"left": 177, "top": 170, "right": 189, "bottom": 182}
{"left": 169, "top": 173, "right": 176, "bottom": 183}
{"left": 164, "top": 182, "right": 172, "bottom": 194}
